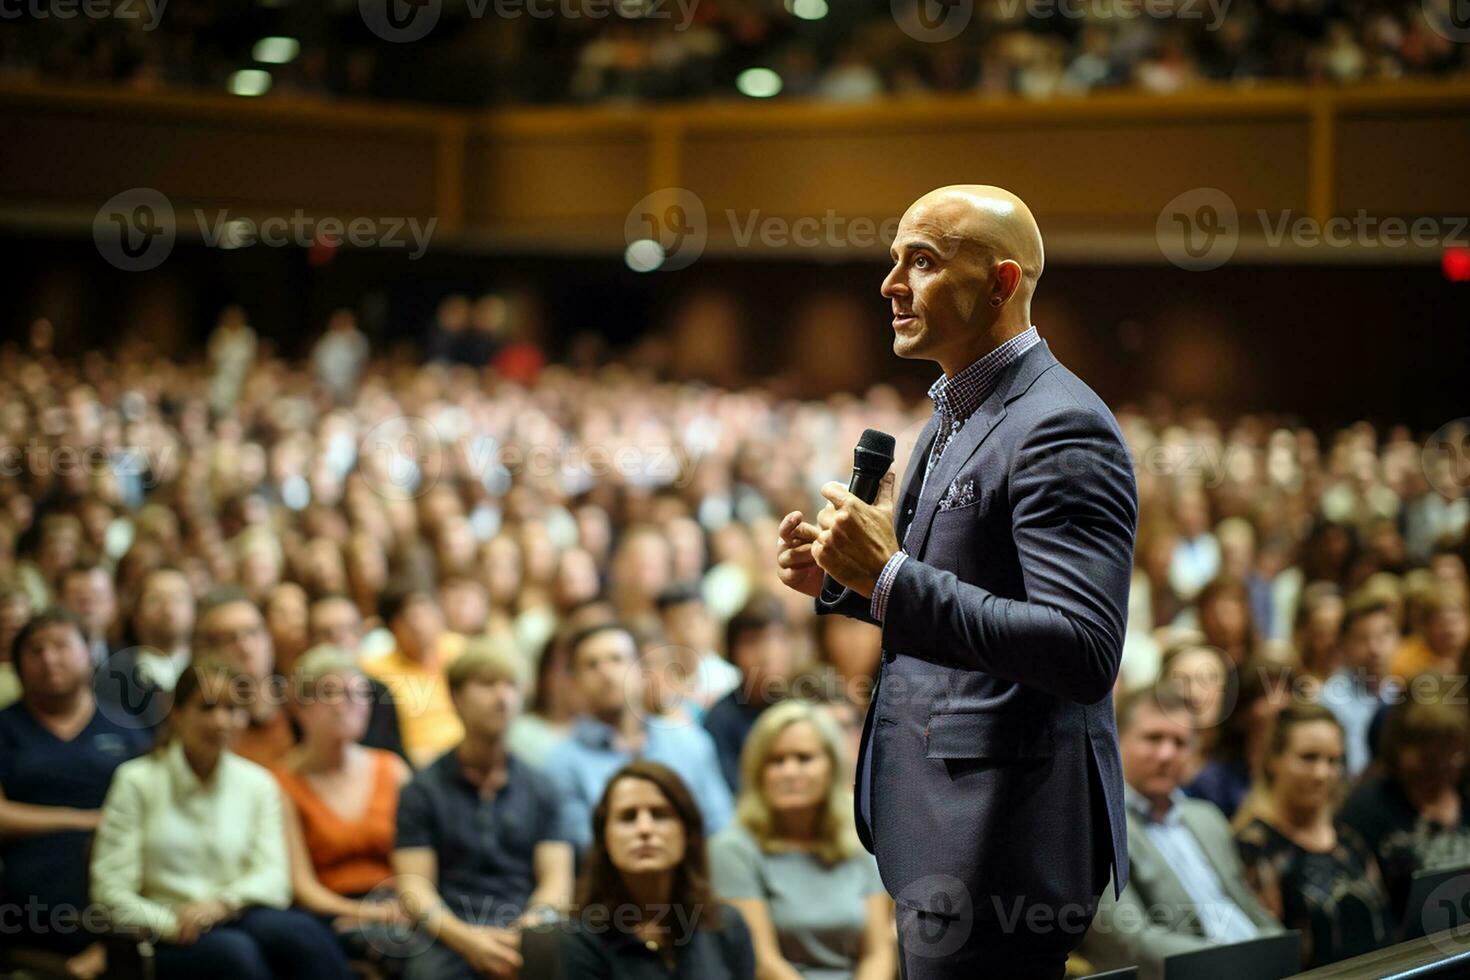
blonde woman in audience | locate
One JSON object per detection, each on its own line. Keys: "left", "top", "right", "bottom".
{"left": 91, "top": 658, "right": 354, "bottom": 980}
{"left": 274, "top": 646, "right": 414, "bottom": 958}
{"left": 1234, "top": 703, "right": 1393, "bottom": 968}
{"left": 709, "top": 700, "right": 896, "bottom": 980}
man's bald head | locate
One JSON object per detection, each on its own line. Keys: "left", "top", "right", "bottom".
{"left": 904, "top": 184, "right": 1045, "bottom": 295}
{"left": 883, "top": 185, "right": 1046, "bottom": 376}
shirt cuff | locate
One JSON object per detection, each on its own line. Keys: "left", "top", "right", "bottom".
{"left": 870, "top": 551, "right": 908, "bottom": 623}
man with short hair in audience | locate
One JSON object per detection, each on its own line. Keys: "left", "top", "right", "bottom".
{"left": 543, "top": 621, "right": 734, "bottom": 854}
{"left": 95, "top": 566, "right": 195, "bottom": 729}
{"left": 1080, "top": 684, "right": 1281, "bottom": 980}
{"left": 1, "top": 608, "right": 150, "bottom": 977}
{"left": 59, "top": 563, "right": 119, "bottom": 668}
{"left": 363, "top": 583, "right": 466, "bottom": 768}
{"left": 195, "top": 588, "right": 294, "bottom": 767}
{"left": 655, "top": 582, "right": 741, "bottom": 712}
{"left": 392, "top": 642, "right": 573, "bottom": 980}
{"left": 703, "top": 593, "right": 797, "bottom": 793}
{"left": 1323, "top": 593, "right": 1402, "bottom": 776}
{"left": 308, "top": 593, "right": 407, "bottom": 762}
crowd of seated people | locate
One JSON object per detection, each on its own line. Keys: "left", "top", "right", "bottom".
{"left": 0, "top": 305, "right": 1466, "bottom": 978}
{"left": 0, "top": 0, "right": 1465, "bottom": 108}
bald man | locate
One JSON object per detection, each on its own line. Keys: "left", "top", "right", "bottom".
{"left": 777, "top": 186, "right": 1137, "bottom": 978}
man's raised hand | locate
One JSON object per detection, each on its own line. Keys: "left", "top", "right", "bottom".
{"left": 811, "top": 471, "right": 900, "bottom": 599}
{"left": 776, "top": 511, "right": 824, "bottom": 598}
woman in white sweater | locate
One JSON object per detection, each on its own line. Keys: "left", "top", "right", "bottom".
{"left": 90, "top": 658, "right": 355, "bottom": 980}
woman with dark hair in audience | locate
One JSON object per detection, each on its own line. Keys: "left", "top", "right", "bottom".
{"left": 273, "top": 645, "right": 414, "bottom": 963}
{"left": 1186, "top": 660, "right": 1295, "bottom": 821}
{"left": 1235, "top": 703, "right": 1393, "bottom": 968}
{"left": 1195, "top": 575, "right": 1259, "bottom": 668}
{"left": 1290, "top": 583, "right": 1346, "bottom": 691}
{"left": 558, "top": 760, "right": 755, "bottom": 979}
{"left": 507, "top": 611, "right": 599, "bottom": 765}
{"left": 1340, "top": 676, "right": 1470, "bottom": 922}
{"left": 90, "top": 658, "right": 355, "bottom": 980}
{"left": 709, "top": 700, "right": 895, "bottom": 980}
{"left": 0, "top": 609, "right": 150, "bottom": 978}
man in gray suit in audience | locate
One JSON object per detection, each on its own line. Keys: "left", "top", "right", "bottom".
{"left": 1080, "top": 684, "right": 1282, "bottom": 980}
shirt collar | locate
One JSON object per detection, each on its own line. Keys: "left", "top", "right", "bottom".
{"left": 927, "top": 325, "right": 1041, "bottom": 424}
{"left": 1124, "top": 782, "right": 1187, "bottom": 827}
{"left": 573, "top": 715, "right": 647, "bottom": 750}
{"left": 165, "top": 738, "right": 219, "bottom": 796}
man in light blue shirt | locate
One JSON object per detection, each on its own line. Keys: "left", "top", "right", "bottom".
{"left": 542, "top": 622, "right": 734, "bottom": 855}
{"left": 1322, "top": 594, "right": 1401, "bottom": 776}
{"left": 1081, "top": 684, "right": 1282, "bottom": 980}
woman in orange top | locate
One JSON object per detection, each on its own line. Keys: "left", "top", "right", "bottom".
{"left": 273, "top": 646, "right": 412, "bottom": 946}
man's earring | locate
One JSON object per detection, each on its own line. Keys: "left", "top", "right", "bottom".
{"left": 991, "top": 297, "right": 1003, "bottom": 307}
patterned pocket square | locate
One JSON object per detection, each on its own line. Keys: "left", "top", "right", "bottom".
{"left": 938, "top": 478, "right": 976, "bottom": 512}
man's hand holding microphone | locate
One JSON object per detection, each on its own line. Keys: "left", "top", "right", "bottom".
{"left": 777, "top": 469, "right": 900, "bottom": 601}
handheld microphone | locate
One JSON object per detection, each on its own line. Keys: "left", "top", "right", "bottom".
{"left": 819, "top": 428, "right": 896, "bottom": 605}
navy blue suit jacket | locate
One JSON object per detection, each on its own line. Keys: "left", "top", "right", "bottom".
{"left": 817, "top": 339, "right": 1136, "bottom": 931}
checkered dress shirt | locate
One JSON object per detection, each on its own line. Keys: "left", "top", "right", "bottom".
{"left": 869, "top": 326, "right": 1040, "bottom": 622}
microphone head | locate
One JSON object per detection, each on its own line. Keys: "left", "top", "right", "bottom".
{"left": 853, "top": 428, "right": 896, "bottom": 474}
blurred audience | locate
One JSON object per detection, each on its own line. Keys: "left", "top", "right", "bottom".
{"left": 2, "top": 0, "right": 1463, "bottom": 107}
{"left": 0, "top": 310, "right": 1464, "bottom": 977}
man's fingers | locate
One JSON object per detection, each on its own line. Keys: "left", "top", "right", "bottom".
{"left": 782, "top": 519, "right": 820, "bottom": 544}
{"left": 877, "top": 471, "right": 896, "bottom": 509}
{"left": 820, "top": 481, "right": 851, "bottom": 506}
{"left": 779, "top": 545, "right": 816, "bottom": 568}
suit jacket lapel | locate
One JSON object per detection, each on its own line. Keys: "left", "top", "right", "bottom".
{"left": 904, "top": 340, "right": 1058, "bottom": 560}
{"left": 896, "top": 414, "right": 937, "bottom": 545}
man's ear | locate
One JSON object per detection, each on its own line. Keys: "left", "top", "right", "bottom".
{"left": 993, "top": 259, "right": 1023, "bottom": 305}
